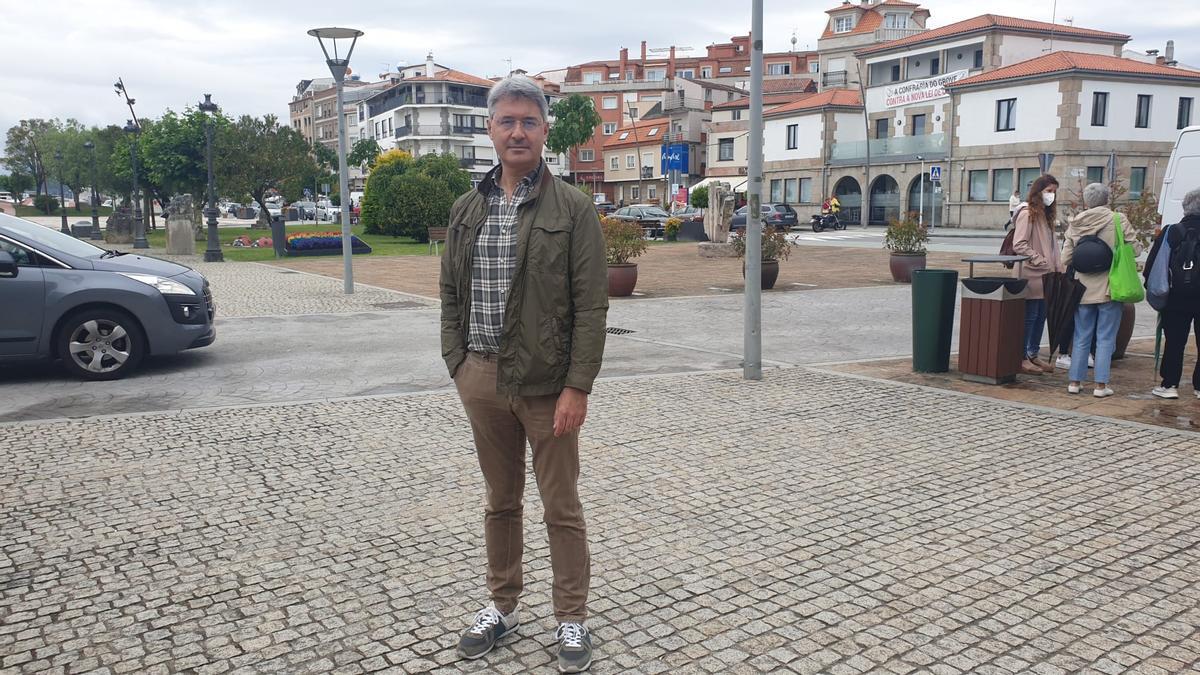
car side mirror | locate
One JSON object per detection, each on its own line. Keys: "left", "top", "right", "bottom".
{"left": 0, "top": 250, "right": 18, "bottom": 278}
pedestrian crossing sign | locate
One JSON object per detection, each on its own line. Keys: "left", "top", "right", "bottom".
{"left": 929, "top": 165, "right": 942, "bottom": 181}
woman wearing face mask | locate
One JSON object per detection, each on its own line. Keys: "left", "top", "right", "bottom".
{"left": 1011, "top": 174, "right": 1064, "bottom": 375}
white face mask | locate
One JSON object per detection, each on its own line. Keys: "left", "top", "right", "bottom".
{"left": 1042, "top": 192, "right": 1056, "bottom": 207}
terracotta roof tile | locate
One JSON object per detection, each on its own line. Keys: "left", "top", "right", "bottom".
{"left": 763, "top": 77, "right": 817, "bottom": 93}
{"left": 947, "top": 51, "right": 1200, "bottom": 88}
{"left": 821, "top": 10, "right": 882, "bottom": 40}
{"left": 403, "top": 69, "right": 494, "bottom": 88}
{"left": 857, "top": 14, "right": 1128, "bottom": 56}
{"left": 765, "top": 89, "right": 862, "bottom": 117}
{"left": 602, "top": 119, "right": 670, "bottom": 149}
{"left": 713, "top": 92, "right": 818, "bottom": 111}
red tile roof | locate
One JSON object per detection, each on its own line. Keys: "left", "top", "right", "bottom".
{"left": 947, "top": 51, "right": 1200, "bottom": 88}
{"left": 765, "top": 89, "right": 862, "bottom": 117}
{"left": 763, "top": 77, "right": 817, "bottom": 93}
{"left": 826, "top": 0, "right": 920, "bottom": 13}
{"left": 712, "top": 93, "right": 811, "bottom": 111}
{"left": 403, "top": 69, "right": 494, "bottom": 88}
{"left": 602, "top": 119, "right": 670, "bottom": 149}
{"left": 857, "top": 14, "right": 1129, "bottom": 56}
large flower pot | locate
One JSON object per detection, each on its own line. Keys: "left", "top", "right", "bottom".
{"left": 607, "top": 263, "right": 639, "bottom": 297}
{"left": 889, "top": 253, "right": 927, "bottom": 283}
{"left": 1112, "top": 302, "right": 1136, "bottom": 360}
{"left": 741, "top": 259, "right": 780, "bottom": 289}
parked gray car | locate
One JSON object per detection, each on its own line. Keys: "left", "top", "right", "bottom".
{"left": 0, "top": 214, "right": 215, "bottom": 380}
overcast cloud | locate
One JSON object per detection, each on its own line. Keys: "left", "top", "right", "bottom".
{"left": 0, "top": 0, "right": 1197, "bottom": 142}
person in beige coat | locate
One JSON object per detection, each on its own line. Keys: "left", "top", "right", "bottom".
{"left": 1061, "top": 183, "right": 1138, "bottom": 397}
{"left": 1011, "top": 174, "right": 1064, "bottom": 375}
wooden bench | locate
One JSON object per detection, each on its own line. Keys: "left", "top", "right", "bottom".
{"left": 428, "top": 226, "right": 448, "bottom": 255}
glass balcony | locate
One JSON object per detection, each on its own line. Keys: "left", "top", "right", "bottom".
{"left": 822, "top": 71, "right": 848, "bottom": 88}
{"left": 829, "top": 133, "right": 947, "bottom": 162}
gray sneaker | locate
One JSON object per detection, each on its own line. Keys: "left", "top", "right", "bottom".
{"left": 457, "top": 605, "right": 519, "bottom": 660}
{"left": 555, "top": 622, "right": 592, "bottom": 673}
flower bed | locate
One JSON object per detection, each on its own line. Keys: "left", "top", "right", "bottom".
{"left": 284, "top": 231, "right": 372, "bottom": 256}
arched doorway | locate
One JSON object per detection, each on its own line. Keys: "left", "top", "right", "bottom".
{"left": 906, "top": 175, "right": 942, "bottom": 227}
{"left": 833, "top": 176, "right": 861, "bottom": 225}
{"left": 869, "top": 175, "right": 900, "bottom": 225}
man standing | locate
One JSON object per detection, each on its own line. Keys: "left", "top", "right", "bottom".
{"left": 439, "top": 75, "right": 609, "bottom": 673}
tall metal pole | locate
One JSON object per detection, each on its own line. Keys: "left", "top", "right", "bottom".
{"left": 628, "top": 102, "right": 644, "bottom": 204}
{"left": 125, "top": 120, "right": 148, "bottom": 249}
{"left": 85, "top": 141, "right": 101, "bottom": 239}
{"left": 55, "top": 151, "right": 69, "bottom": 235}
{"left": 918, "top": 156, "right": 925, "bottom": 227}
{"left": 200, "top": 95, "right": 224, "bottom": 262}
{"left": 856, "top": 62, "right": 871, "bottom": 229}
{"left": 744, "top": 0, "right": 764, "bottom": 381}
{"left": 335, "top": 75, "right": 353, "bottom": 294}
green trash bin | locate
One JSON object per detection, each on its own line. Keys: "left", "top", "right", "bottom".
{"left": 911, "top": 269, "right": 959, "bottom": 372}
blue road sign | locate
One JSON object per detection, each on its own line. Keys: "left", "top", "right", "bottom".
{"left": 929, "top": 165, "right": 942, "bottom": 181}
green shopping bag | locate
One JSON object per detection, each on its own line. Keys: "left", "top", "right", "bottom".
{"left": 1109, "top": 213, "right": 1144, "bottom": 303}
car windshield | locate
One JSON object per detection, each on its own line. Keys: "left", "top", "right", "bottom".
{"left": 643, "top": 208, "right": 670, "bottom": 217}
{"left": 0, "top": 214, "right": 107, "bottom": 258}
{"left": 735, "top": 206, "right": 747, "bottom": 215}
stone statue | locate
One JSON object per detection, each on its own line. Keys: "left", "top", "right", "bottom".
{"left": 105, "top": 207, "right": 135, "bottom": 244}
{"left": 165, "top": 195, "right": 195, "bottom": 255}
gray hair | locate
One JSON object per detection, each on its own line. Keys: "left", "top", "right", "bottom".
{"left": 1182, "top": 188, "right": 1200, "bottom": 217}
{"left": 1082, "top": 182, "right": 1110, "bottom": 209}
{"left": 487, "top": 76, "right": 548, "bottom": 121}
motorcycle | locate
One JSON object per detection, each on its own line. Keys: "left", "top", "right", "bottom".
{"left": 810, "top": 212, "right": 844, "bottom": 232}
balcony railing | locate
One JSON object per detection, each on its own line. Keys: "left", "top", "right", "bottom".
{"left": 395, "top": 124, "right": 457, "bottom": 138}
{"left": 822, "top": 71, "right": 849, "bottom": 88}
{"left": 459, "top": 157, "right": 493, "bottom": 169}
{"left": 873, "top": 27, "right": 926, "bottom": 42}
{"left": 395, "top": 126, "right": 412, "bottom": 138}
{"left": 452, "top": 125, "right": 488, "bottom": 136}
{"left": 560, "top": 78, "right": 674, "bottom": 93}
{"left": 829, "top": 133, "right": 947, "bottom": 162}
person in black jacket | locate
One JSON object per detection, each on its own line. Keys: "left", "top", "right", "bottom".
{"left": 1144, "top": 187, "right": 1200, "bottom": 399}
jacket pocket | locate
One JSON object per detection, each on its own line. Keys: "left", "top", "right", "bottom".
{"left": 528, "top": 221, "right": 570, "bottom": 276}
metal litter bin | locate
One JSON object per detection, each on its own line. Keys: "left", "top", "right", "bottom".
{"left": 270, "top": 214, "right": 286, "bottom": 258}
{"left": 911, "top": 269, "right": 958, "bottom": 372}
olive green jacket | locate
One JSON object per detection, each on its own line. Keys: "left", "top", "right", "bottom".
{"left": 439, "top": 164, "right": 609, "bottom": 397}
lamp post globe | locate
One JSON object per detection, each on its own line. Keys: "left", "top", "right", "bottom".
{"left": 123, "top": 120, "right": 148, "bottom": 249}
{"left": 54, "top": 150, "right": 69, "bottom": 234}
{"left": 199, "top": 94, "right": 224, "bottom": 262}
{"left": 83, "top": 140, "right": 102, "bottom": 240}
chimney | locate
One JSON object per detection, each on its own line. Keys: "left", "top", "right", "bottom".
{"left": 620, "top": 47, "right": 628, "bottom": 80}
{"left": 641, "top": 40, "right": 647, "bottom": 64}
{"left": 425, "top": 51, "right": 435, "bottom": 77}
{"left": 668, "top": 46, "right": 677, "bottom": 79}
{"left": 1166, "top": 40, "right": 1176, "bottom": 65}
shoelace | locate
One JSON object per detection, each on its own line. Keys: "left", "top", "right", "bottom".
{"left": 469, "top": 608, "right": 503, "bottom": 635}
{"left": 556, "top": 622, "right": 586, "bottom": 648}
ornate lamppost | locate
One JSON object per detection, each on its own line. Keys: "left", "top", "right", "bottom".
{"left": 55, "top": 150, "right": 69, "bottom": 234}
{"left": 83, "top": 140, "right": 102, "bottom": 239}
{"left": 199, "top": 94, "right": 223, "bottom": 262}
{"left": 123, "top": 120, "right": 148, "bottom": 249}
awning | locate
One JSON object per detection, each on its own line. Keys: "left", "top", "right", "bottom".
{"left": 688, "top": 176, "right": 748, "bottom": 193}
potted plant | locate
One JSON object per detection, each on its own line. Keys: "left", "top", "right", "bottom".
{"left": 884, "top": 213, "right": 929, "bottom": 283}
{"left": 601, "top": 216, "right": 648, "bottom": 296}
{"left": 664, "top": 217, "right": 682, "bottom": 242}
{"left": 729, "top": 226, "right": 793, "bottom": 289}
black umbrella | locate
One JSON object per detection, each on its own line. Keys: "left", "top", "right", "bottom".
{"left": 1042, "top": 270, "right": 1086, "bottom": 364}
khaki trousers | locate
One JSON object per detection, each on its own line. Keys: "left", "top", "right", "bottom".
{"left": 454, "top": 352, "right": 590, "bottom": 622}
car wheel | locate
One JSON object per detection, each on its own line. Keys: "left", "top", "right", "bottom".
{"left": 57, "top": 309, "right": 146, "bottom": 381}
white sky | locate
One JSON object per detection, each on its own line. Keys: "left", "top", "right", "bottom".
{"left": 0, "top": 0, "right": 1197, "bottom": 140}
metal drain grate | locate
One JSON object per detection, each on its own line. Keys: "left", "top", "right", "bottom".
{"left": 606, "top": 327, "right": 636, "bottom": 336}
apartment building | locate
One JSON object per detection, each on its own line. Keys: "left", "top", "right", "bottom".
{"left": 817, "top": 0, "right": 931, "bottom": 90}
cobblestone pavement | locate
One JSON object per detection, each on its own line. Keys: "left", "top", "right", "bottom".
{"left": 3, "top": 367, "right": 1199, "bottom": 674}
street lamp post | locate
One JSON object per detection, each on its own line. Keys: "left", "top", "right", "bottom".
{"left": 55, "top": 150, "right": 69, "bottom": 234}
{"left": 917, "top": 154, "right": 925, "bottom": 228}
{"left": 308, "top": 26, "right": 363, "bottom": 295}
{"left": 84, "top": 141, "right": 101, "bottom": 240}
{"left": 199, "top": 94, "right": 224, "bottom": 262}
{"left": 123, "top": 120, "right": 148, "bottom": 249}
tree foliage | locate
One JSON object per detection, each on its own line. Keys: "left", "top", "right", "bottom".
{"left": 361, "top": 151, "right": 469, "bottom": 242}
{"left": 690, "top": 185, "right": 709, "bottom": 210}
{"left": 215, "top": 115, "right": 316, "bottom": 226}
{"left": 545, "top": 95, "right": 601, "bottom": 178}
{"left": 348, "top": 138, "right": 381, "bottom": 168}
{"left": 4, "top": 119, "right": 55, "bottom": 201}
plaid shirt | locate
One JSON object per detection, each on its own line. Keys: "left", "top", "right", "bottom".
{"left": 467, "top": 163, "right": 543, "bottom": 353}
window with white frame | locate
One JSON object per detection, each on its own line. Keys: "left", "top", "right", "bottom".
{"left": 799, "top": 177, "right": 813, "bottom": 203}
{"left": 809, "top": 62, "right": 820, "bottom": 73}
{"left": 626, "top": 154, "right": 636, "bottom": 168}
{"left": 602, "top": 96, "right": 618, "bottom": 109}
{"left": 784, "top": 178, "right": 798, "bottom": 203}
{"left": 718, "top": 138, "right": 734, "bottom": 161}
{"left": 834, "top": 15, "right": 854, "bottom": 33}
{"left": 719, "top": 66, "right": 732, "bottom": 74}
{"left": 884, "top": 13, "right": 907, "bottom": 28}
{"left": 646, "top": 68, "right": 666, "bottom": 81}
{"left": 732, "top": 109, "right": 743, "bottom": 121}
{"left": 767, "top": 63, "right": 790, "bottom": 75}
{"left": 786, "top": 124, "right": 798, "bottom": 150}
{"left": 647, "top": 127, "right": 659, "bottom": 136}
{"left": 701, "top": 67, "right": 712, "bottom": 78}
{"left": 631, "top": 186, "right": 640, "bottom": 200}
{"left": 579, "top": 149, "right": 594, "bottom": 162}
{"left": 678, "top": 69, "right": 694, "bottom": 79}
{"left": 648, "top": 185, "right": 657, "bottom": 199}
{"left": 618, "top": 131, "right": 630, "bottom": 140}
{"left": 770, "top": 179, "right": 783, "bottom": 202}
{"left": 583, "top": 71, "right": 602, "bottom": 84}
{"left": 642, "top": 152, "right": 654, "bottom": 169}
{"left": 610, "top": 156, "right": 619, "bottom": 169}
{"left": 603, "top": 122, "right": 617, "bottom": 135}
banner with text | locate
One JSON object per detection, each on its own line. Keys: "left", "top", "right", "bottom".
{"left": 884, "top": 69, "right": 970, "bottom": 108}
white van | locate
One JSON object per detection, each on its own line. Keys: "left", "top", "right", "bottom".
{"left": 1159, "top": 125, "right": 1200, "bottom": 226}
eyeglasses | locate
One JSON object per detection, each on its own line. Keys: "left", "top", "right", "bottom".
{"left": 492, "top": 117, "right": 542, "bottom": 132}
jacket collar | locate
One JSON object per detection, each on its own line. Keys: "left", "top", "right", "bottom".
{"left": 477, "top": 161, "right": 550, "bottom": 201}
{"left": 1179, "top": 213, "right": 1200, "bottom": 228}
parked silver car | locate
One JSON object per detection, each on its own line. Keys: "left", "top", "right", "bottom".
{"left": 0, "top": 214, "right": 215, "bottom": 380}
